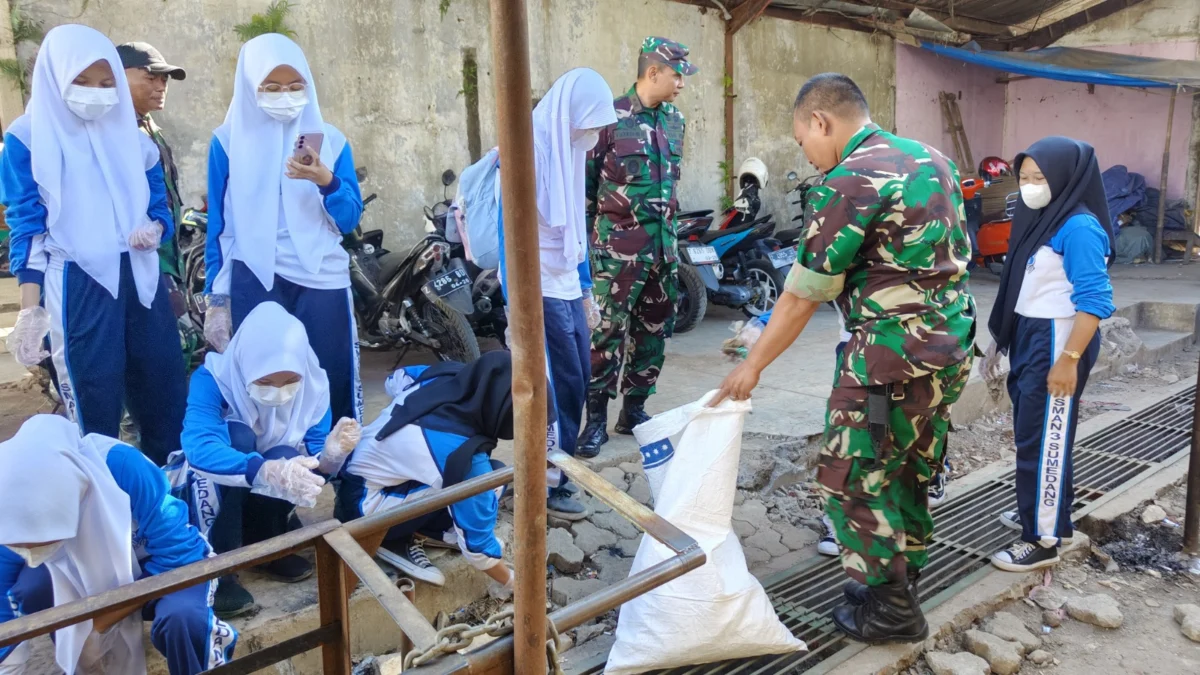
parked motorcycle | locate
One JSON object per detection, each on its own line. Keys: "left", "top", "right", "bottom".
{"left": 425, "top": 170, "right": 509, "bottom": 346}
{"left": 962, "top": 177, "right": 1016, "bottom": 274}
{"left": 344, "top": 184, "right": 480, "bottom": 364}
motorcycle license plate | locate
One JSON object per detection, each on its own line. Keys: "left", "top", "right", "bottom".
{"left": 429, "top": 266, "right": 471, "bottom": 297}
{"left": 685, "top": 245, "right": 719, "bottom": 265}
{"left": 768, "top": 247, "right": 797, "bottom": 269}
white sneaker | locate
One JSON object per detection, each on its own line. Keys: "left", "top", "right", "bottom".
{"left": 817, "top": 515, "right": 840, "bottom": 557}
{"left": 377, "top": 538, "right": 446, "bottom": 586}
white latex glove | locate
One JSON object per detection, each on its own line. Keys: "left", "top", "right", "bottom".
{"left": 582, "top": 289, "right": 601, "bottom": 331}
{"left": 204, "top": 301, "right": 233, "bottom": 353}
{"left": 7, "top": 307, "right": 50, "bottom": 367}
{"left": 127, "top": 222, "right": 164, "bottom": 251}
{"left": 979, "top": 342, "right": 1004, "bottom": 386}
{"left": 252, "top": 456, "right": 323, "bottom": 508}
{"left": 318, "top": 417, "right": 361, "bottom": 475}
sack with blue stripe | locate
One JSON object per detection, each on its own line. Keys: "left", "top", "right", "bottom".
{"left": 608, "top": 392, "right": 806, "bottom": 674}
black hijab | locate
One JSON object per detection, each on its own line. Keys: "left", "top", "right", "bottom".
{"left": 987, "top": 137, "right": 1114, "bottom": 352}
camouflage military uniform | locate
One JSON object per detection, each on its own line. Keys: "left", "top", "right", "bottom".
{"left": 787, "top": 124, "right": 977, "bottom": 587}
{"left": 585, "top": 38, "right": 696, "bottom": 400}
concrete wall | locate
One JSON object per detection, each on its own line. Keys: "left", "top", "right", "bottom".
{"left": 1053, "top": 0, "right": 1200, "bottom": 48}
{"left": 20, "top": 0, "right": 726, "bottom": 246}
{"left": 894, "top": 44, "right": 1005, "bottom": 173}
{"left": 1002, "top": 41, "right": 1198, "bottom": 200}
{"left": 733, "top": 17, "right": 895, "bottom": 223}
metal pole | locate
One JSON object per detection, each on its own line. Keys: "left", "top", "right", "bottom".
{"left": 486, "top": 1, "right": 549, "bottom": 672}
{"left": 1155, "top": 87, "right": 1177, "bottom": 264}
{"left": 1184, "top": 351, "right": 1200, "bottom": 553}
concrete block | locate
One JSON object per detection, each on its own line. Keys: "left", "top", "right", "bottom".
{"left": 590, "top": 509, "right": 641, "bottom": 540}
{"left": 963, "top": 629, "right": 1024, "bottom": 675}
{"left": 925, "top": 651, "right": 990, "bottom": 675}
{"left": 745, "top": 528, "right": 789, "bottom": 557}
{"left": 550, "top": 578, "right": 606, "bottom": 606}
{"left": 547, "top": 527, "right": 585, "bottom": 574}
{"left": 598, "top": 467, "right": 628, "bottom": 490}
{"left": 627, "top": 474, "right": 652, "bottom": 505}
{"left": 984, "top": 611, "right": 1041, "bottom": 650}
{"left": 571, "top": 521, "right": 618, "bottom": 557}
{"left": 1066, "top": 593, "right": 1123, "bottom": 629}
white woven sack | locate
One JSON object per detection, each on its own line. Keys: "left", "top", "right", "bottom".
{"left": 606, "top": 392, "right": 806, "bottom": 674}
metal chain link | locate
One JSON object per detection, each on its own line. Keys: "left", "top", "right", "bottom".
{"left": 401, "top": 608, "right": 564, "bottom": 672}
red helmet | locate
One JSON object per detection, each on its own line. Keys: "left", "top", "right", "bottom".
{"left": 978, "top": 156, "right": 1013, "bottom": 180}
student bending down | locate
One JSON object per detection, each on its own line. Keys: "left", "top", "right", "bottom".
{"left": 179, "top": 301, "right": 359, "bottom": 617}
{"left": 0, "top": 416, "right": 237, "bottom": 675}
{"left": 335, "top": 351, "right": 525, "bottom": 590}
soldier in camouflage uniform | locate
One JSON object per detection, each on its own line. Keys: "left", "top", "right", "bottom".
{"left": 713, "top": 74, "right": 976, "bottom": 644}
{"left": 576, "top": 37, "right": 698, "bottom": 458}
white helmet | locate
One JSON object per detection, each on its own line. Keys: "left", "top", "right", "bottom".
{"left": 738, "top": 157, "right": 769, "bottom": 189}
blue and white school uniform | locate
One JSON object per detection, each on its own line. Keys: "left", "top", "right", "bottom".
{"left": 1009, "top": 211, "right": 1114, "bottom": 547}
{"left": 0, "top": 26, "right": 186, "bottom": 465}
{"left": 0, "top": 416, "right": 236, "bottom": 675}
{"left": 180, "top": 302, "right": 332, "bottom": 553}
{"left": 336, "top": 366, "right": 505, "bottom": 572}
{"left": 204, "top": 34, "right": 363, "bottom": 424}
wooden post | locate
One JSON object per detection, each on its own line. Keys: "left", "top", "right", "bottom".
{"left": 724, "top": 30, "right": 734, "bottom": 202}
{"left": 1155, "top": 87, "right": 1178, "bottom": 264}
{"left": 487, "top": 0, "right": 549, "bottom": 672}
{"left": 315, "top": 538, "right": 351, "bottom": 675}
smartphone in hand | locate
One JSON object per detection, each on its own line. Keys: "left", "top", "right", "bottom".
{"left": 293, "top": 132, "right": 325, "bottom": 166}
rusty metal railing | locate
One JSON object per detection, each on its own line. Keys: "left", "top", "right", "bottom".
{"left": 0, "top": 454, "right": 703, "bottom": 674}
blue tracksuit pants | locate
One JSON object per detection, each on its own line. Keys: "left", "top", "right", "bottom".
{"left": 45, "top": 254, "right": 187, "bottom": 466}
{"left": 6, "top": 564, "right": 234, "bottom": 675}
{"left": 207, "top": 422, "right": 301, "bottom": 554}
{"left": 229, "top": 261, "right": 362, "bottom": 423}
{"left": 544, "top": 297, "right": 591, "bottom": 456}
{"left": 1008, "top": 315, "right": 1100, "bottom": 547}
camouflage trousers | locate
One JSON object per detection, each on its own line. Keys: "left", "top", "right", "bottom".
{"left": 816, "top": 357, "right": 972, "bottom": 586}
{"left": 588, "top": 255, "right": 677, "bottom": 399}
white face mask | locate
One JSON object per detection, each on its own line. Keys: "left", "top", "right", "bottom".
{"left": 570, "top": 129, "right": 600, "bottom": 152}
{"left": 256, "top": 91, "right": 309, "bottom": 123}
{"left": 248, "top": 381, "right": 302, "bottom": 407}
{"left": 1020, "top": 183, "right": 1052, "bottom": 210}
{"left": 63, "top": 85, "right": 119, "bottom": 121}
{"left": 7, "top": 542, "right": 65, "bottom": 568}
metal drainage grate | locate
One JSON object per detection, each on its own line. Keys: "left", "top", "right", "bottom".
{"left": 574, "top": 387, "right": 1195, "bottom": 675}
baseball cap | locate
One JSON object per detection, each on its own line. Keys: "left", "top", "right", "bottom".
{"left": 641, "top": 37, "right": 698, "bottom": 76}
{"left": 116, "top": 42, "right": 186, "bottom": 80}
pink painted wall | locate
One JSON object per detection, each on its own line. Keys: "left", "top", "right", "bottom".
{"left": 1002, "top": 41, "right": 1198, "bottom": 199}
{"left": 895, "top": 44, "right": 1006, "bottom": 172}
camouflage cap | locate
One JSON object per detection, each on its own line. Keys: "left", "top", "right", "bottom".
{"left": 641, "top": 37, "right": 699, "bottom": 76}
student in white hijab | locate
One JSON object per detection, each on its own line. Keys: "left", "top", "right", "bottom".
{"left": 0, "top": 415, "right": 236, "bottom": 675}
{"left": 0, "top": 24, "right": 187, "bottom": 467}
{"left": 494, "top": 68, "right": 616, "bottom": 520}
{"left": 181, "top": 301, "right": 359, "bottom": 617}
{"left": 202, "top": 33, "right": 364, "bottom": 427}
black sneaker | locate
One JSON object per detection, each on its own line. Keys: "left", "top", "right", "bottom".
{"left": 377, "top": 538, "right": 446, "bottom": 586}
{"left": 818, "top": 515, "right": 840, "bottom": 557}
{"left": 213, "top": 576, "right": 254, "bottom": 619}
{"left": 547, "top": 488, "right": 589, "bottom": 521}
{"left": 990, "top": 541, "right": 1061, "bottom": 572}
{"left": 255, "top": 554, "right": 313, "bottom": 583}
{"left": 998, "top": 511, "right": 1073, "bottom": 543}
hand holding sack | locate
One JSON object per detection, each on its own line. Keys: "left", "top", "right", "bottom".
{"left": 318, "top": 417, "right": 361, "bottom": 475}
{"left": 252, "top": 455, "right": 323, "bottom": 508}
{"left": 7, "top": 307, "right": 51, "bottom": 367}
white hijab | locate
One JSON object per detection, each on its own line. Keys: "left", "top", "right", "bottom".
{"left": 0, "top": 415, "right": 146, "bottom": 675}
{"left": 28, "top": 24, "right": 160, "bottom": 308}
{"left": 204, "top": 302, "right": 330, "bottom": 452}
{"left": 218, "top": 34, "right": 338, "bottom": 291}
{"left": 532, "top": 68, "right": 616, "bottom": 268}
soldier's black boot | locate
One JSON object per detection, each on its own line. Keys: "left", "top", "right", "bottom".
{"left": 614, "top": 395, "right": 651, "bottom": 435}
{"left": 844, "top": 567, "right": 920, "bottom": 606}
{"left": 576, "top": 394, "right": 609, "bottom": 459}
{"left": 832, "top": 577, "right": 928, "bottom": 644}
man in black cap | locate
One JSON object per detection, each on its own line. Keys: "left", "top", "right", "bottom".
{"left": 117, "top": 42, "right": 187, "bottom": 280}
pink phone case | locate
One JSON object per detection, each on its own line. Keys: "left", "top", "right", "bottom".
{"left": 294, "top": 132, "right": 324, "bottom": 165}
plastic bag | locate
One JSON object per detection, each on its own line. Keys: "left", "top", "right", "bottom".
{"left": 607, "top": 392, "right": 806, "bottom": 674}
